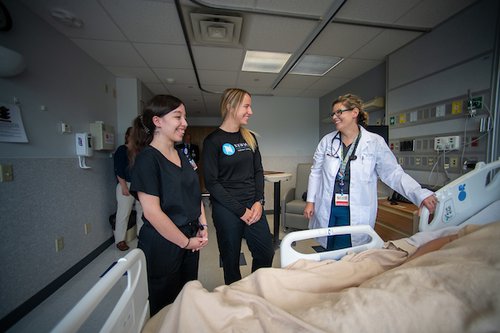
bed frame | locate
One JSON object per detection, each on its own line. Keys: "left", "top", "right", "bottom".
{"left": 51, "top": 249, "right": 149, "bottom": 333}
{"left": 51, "top": 160, "right": 499, "bottom": 332}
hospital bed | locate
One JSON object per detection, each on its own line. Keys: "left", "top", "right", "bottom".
{"left": 52, "top": 159, "right": 500, "bottom": 333}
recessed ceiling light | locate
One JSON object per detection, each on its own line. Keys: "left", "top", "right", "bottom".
{"left": 242, "top": 50, "right": 291, "bottom": 74}
{"left": 290, "top": 55, "right": 343, "bottom": 76}
{"left": 50, "top": 8, "right": 84, "bottom": 29}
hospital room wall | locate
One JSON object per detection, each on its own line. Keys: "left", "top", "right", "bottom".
{"left": 386, "top": 0, "right": 499, "bottom": 187}
{"left": 319, "top": 0, "right": 499, "bottom": 190}
{"left": 0, "top": 0, "right": 118, "bottom": 324}
{"left": 250, "top": 95, "right": 319, "bottom": 210}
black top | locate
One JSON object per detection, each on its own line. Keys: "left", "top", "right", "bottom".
{"left": 202, "top": 128, "right": 264, "bottom": 217}
{"left": 130, "top": 146, "right": 201, "bottom": 227}
{"left": 113, "top": 145, "right": 131, "bottom": 182}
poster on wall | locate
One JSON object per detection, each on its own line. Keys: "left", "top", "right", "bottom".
{"left": 0, "top": 103, "right": 28, "bottom": 143}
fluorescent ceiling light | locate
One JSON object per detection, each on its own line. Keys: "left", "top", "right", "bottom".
{"left": 242, "top": 50, "right": 291, "bottom": 73}
{"left": 290, "top": 55, "right": 343, "bottom": 76}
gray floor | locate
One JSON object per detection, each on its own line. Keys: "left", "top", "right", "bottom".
{"left": 8, "top": 203, "right": 318, "bottom": 332}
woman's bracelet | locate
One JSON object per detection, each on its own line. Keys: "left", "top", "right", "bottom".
{"left": 183, "top": 238, "right": 190, "bottom": 249}
{"left": 199, "top": 223, "right": 208, "bottom": 230}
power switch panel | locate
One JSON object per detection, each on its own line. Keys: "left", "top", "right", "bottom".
{"left": 434, "top": 136, "right": 460, "bottom": 151}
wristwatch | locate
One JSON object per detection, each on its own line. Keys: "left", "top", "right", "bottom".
{"left": 259, "top": 198, "right": 265, "bottom": 206}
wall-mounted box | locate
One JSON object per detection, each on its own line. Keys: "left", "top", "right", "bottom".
{"left": 90, "top": 121, "right": 115, "bottom": 151}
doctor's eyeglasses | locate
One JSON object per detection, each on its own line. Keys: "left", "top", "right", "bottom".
{"left": 330, "top": 108, "right": 354, "bottom": 117}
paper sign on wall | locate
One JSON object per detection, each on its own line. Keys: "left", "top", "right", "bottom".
{"left": 0, "top": 103, "right": 28, "bottom": 143}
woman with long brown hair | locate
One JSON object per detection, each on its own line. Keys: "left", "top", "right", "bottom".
{"left": 130, "top": 94, "right": 208, "bottom": 315}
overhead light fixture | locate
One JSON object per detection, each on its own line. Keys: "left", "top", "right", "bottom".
{"left": 242, "top": 51, "right": 291, "bottom": 74}
{"left": 290, "top": 55, "right": 343, "bottom": 76}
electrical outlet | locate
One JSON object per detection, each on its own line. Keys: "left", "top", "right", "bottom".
{"left": 434, "top": 136, "right": 460, "bottom": 151}
{"left": 55, "top": 237, "right": 64, "bottom": 252}
{"left": 60, "top": 122, "right": 72, "bottom": 133}
{"left": 450, "top": 157, "right": 458, "bottom": 168}
{"left": 84, "top": 223, "right": 92, "bottom": 235}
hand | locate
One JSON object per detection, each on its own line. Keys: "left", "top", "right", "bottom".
{"left": 303, "top": 202, "right": 315, "bottom": 219}
{"left": 121, "top": 186, "right": 130, "bottom": 196}
{"left": 248, "top": 201, "right": 263, "bottom": 224}
{"left": 186, "top": 235, "right": 208, "bottom": 252}
{"left": 240, "top": 208, "right": 254, "bottom": 225}
{"left": 420, "top": 194, "right": 438, "bottom": 214}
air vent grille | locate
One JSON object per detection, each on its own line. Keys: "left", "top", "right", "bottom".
{"left": 190, "top": 13, "right": 242, "bottom": 45}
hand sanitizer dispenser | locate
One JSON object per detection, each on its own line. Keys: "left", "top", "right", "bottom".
{"left": 75, "top": 133, "right": 93, "bottom": 169}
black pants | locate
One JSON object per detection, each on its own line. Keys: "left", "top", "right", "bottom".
{"left": 138, "top": 221, "right": 200, "bottom": 316}
{"left": 211, "top": 200, "right": 274, "bottom": 285}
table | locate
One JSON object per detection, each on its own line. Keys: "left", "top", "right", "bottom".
{"left": 264, "top": 171, "right": 292, "bottom": 248}
{"left": 375, "top": 199, "right": 419, "bottom": 241}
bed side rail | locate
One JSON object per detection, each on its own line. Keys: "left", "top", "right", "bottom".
{"left": 419, "top": 159, "right": 500, "bottom": 232}
{"left": 51, "top": 249, "right": 149, "bottom": 333}
{"left": 280, "top": 225, "right": 384, "bottom": 268}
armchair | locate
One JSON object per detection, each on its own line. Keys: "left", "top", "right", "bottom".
{"left": 282, "top": 163, "right": 312, "bottom": 230}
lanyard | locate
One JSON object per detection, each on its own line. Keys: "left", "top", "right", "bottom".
{"left": 336, "top": 131, "right": 361, "bottom": 194}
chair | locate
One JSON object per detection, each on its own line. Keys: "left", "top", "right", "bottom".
{"left": 282, "top": 163, "right": 312, "bottom": 230}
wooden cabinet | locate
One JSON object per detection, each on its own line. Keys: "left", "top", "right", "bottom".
{"left": 375, "top": 199, "right": 419, "bottom": 241}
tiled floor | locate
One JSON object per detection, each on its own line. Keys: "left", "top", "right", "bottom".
{"left": 8, "top": 203, "right": 319, "bottom": 332}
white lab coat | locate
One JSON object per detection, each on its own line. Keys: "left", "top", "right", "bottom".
{"left": 307, "top": 126, "right": 433, "bottom": 248}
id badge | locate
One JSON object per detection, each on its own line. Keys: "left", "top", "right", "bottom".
{"left": 335, "top": 193, "right": 349, "bottom": 206}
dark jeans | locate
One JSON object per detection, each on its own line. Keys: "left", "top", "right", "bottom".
{"left": 327, "top": 204, "right": 352, "bottom": 251}
{"left": 138, "top": 221, "right": 200, "bottom": 316}
{"left": 211, "top": 200, "right": 274, "bottom": 285}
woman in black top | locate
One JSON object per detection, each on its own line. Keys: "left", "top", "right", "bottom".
{"left": 130, "top": 95, "right": 208, "bottom": 315}
{"left": 203, "top": 88, "right": 274, "bottom": 285}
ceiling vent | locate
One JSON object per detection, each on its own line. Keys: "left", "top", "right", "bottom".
{"left": 190, "top": 13, "right": 242, "bottom": 45}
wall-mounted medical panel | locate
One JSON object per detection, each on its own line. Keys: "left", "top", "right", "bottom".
{"left": 90, "top": 121, "right": 115, "bottom": 151}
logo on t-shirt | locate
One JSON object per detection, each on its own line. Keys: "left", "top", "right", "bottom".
{"left": 222, "top": 143, "right": 236, "bottom": 156}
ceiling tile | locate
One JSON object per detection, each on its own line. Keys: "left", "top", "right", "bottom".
{"left": 353, "top": 29, "right": 422, "bottom": 60}
{"left": 307, "top": 23, "right": 382, "bottom": 57}
{"left": 198, "top": 69, "right": 239, "bottom": 86}
{"left": 242, "top": 14, "right": 317, "bottom": 52}
{"left": 106, "top": 66, "right": 160, "bottom": 83}
{"left": 144, "top": 82, "right": 171, "bottom": 95}
{"left": 335, "top": 0, "right": 420, "bottom": 25}
{"left": 152, "top": 68, "right": 198, "bottom": 85}
{"left": 19, "top": 0, "right": 127, "bottom": 40}
{"left": 71, "top": 39, "right": 147, "bottom": 67}
{"left": 167, "top": 84, "right": 203, "bottom": 97}
{"left": 135, "top": 43, "right": 192, "bottom": 69}
{"left": 237, "top": 72, "right": 278, "bottom": 88}
{"left": 192, "top": 46, "right": 244, "bottom": 71}
{"left": 100, "top": 0, "right": 185, "bottom": 44}
{"left": 396, "top": 0, "right": 478, "bottom": 27}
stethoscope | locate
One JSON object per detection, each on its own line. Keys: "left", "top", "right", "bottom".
{"left": 326, "top": 131, "right": 359, "bottom": 161}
